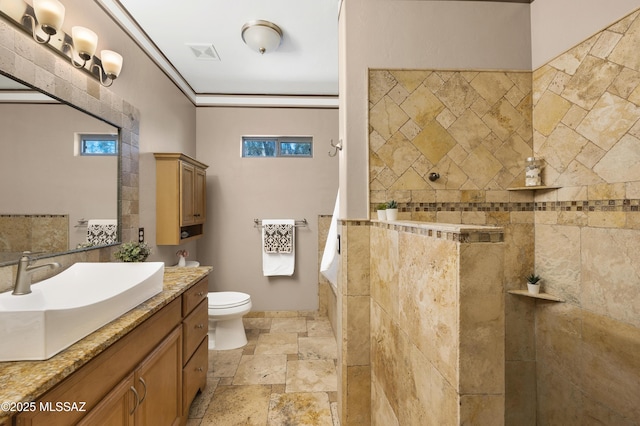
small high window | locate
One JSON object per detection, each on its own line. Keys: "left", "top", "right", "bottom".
{"left": 79, "top": 134, "right": 118, "bottom": 156}
{"left": 242, "top": 136, "right": 313, "bottom": 158}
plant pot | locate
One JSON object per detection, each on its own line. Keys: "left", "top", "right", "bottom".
{"left": 386, "top": 208, "right": 398, "bottom": 221}
{"left": 377, "top": 210, "right": 387, "bottom": 220}
{"left": 527, "top": 282, "right": 540, "bottom": 294}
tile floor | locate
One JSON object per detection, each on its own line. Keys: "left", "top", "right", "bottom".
{"left": 186, "top": 316, "right": 340, "bottom": 426}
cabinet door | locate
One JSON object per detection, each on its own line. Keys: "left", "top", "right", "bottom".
{"left": 77, "top": 373, "right": 135, "bottom": 426}
{"left": 134, "top": 327, "right": 183, "bottom": 426}
{"left": 194, "top": 166, "right": 206, "bottom": 224}
{"left": 180, "top": 161, "right": 196, "bottom": 226}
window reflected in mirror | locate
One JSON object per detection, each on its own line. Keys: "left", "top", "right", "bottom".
{"left": 0, "top": 74, "right": 119, "bottom": 265}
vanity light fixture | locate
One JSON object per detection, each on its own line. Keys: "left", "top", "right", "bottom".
{"left": 0, "top": 0, "right": 123, "bottom": 86}
{"left": 241, "top": 20, "right": 283, "bottom": 55}
{"left": 94, "top": 50, "right": 123, "bottom": 87}
{"left": 69, "top": 26, "right": 97, "bottom": 68}
{"left": 26, "top": 0, "right": 65, "bottom": 44}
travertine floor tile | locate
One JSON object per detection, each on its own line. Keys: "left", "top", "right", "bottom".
{"left": 271, "top": 317, "right": 308, "bottom": 333}
{"left": 233, "top": 354, "right": 287, "bottom": 385}
{"left": 196, "top": 315, "right": 341, "bottom": 426}
{"left": 286, "top": 360, "right": 338, "bottom": 393}
{"left": 201, "top": 385, "right": 271, "bottom": 426}
{"left": 254, "top": 332, "right": 299, "bottom": 355}
{"left": 188, "top": 376, "right": 220, "bottom": 419}
{"left": 244, "top": 317, "right": 272, "bottom": 330}
{"left": 268, "top": 392, "right": 333, "bottom": 426}
{"left": 209, "top": 348, "right": 243, "bottom": 378}
{"left": 307, "top": 318, "right": 335, "bottom": 337}
{"left": 298, "top": 336, "right": 338, "bottom": 360}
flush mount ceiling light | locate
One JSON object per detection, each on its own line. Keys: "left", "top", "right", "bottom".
{"left": 241, "top": 20, "right": 282, "bottom": 55}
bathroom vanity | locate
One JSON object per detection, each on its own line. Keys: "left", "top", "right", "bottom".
{"left": 0, "top": 267, "right": 211, "bottom": 426}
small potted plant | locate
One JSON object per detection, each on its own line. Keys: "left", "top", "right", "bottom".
{"left": 526, "top": 274, "right": 541, "bottom": 294}
{"left": 376, "top": 203, "right": 387, "bottom": 220}
{"left": 386, "top": 200, "right": 398, "bottom": 220}
{"left": 114, "top": 242, "right": 151, "bottom": 262}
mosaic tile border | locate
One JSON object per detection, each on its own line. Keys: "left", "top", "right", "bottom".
{"left": 370, "top": 200, "right": 640, "bottom": 214}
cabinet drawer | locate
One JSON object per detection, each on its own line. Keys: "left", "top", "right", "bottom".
{"left": 182, "top": 277, "right": 208, "bottom": 316}
{"left": 183, "top": 338, "right": 208, "bottom": 414}
{"left": 183, "top": 299, "right": 208, "bottom": 363}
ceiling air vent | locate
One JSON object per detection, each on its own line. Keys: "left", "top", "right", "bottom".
{"left": 187, "top": 44, "right": 220, "bottom": 61}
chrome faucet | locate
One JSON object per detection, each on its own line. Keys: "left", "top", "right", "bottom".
{"left": 13, "top": 252, "right": 62, "bottom": 295}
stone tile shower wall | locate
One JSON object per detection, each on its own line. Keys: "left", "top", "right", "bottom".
{"left": 368, "top": 69, "right": 538, "bottom": 423}
{"left": 369, "top": 69, "right": 533, "bottom": 217}
{"left": 532, "top": 9, "right": 640, "bottom": 424}
{"left": 0, "top": 20, "right": 139, "bottom": 292}
{"left": 370, "top": 222, "right": 505, "bottom": 425}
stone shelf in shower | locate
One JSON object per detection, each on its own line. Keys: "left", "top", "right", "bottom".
{"left": 508, "top": 289, "right": 564, "bottom": 302}
{"left": 507, "top": 186, "right": 561, "bottom": 191}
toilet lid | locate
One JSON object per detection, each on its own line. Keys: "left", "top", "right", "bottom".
{"left": 209, "top": 291, "right": 251, "bottom": 308}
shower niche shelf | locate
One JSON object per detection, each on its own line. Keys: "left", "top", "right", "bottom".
{"left": 508, "top": 289, "right": 564, "bottom": 302}
{"left": 507, "top": 186, "right": 560, "bottom": 191}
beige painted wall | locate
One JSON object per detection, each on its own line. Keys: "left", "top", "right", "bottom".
{"left": 195, "top": 107, "right": 338, "bottom": 311}
{"left": 531, "top": 0, "right": 640, "bottom": 68}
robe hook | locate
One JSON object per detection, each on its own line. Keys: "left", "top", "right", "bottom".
{"left": 328, "top": 139, "right": 343, "bottom": 157}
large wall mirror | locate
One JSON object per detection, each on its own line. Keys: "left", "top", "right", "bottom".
{"left": 0, "top": 73, "right": 120, "bottom": 266}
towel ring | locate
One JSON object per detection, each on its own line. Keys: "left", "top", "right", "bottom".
{"left": 328, "top": 139, "right": 342, "bottom": 157}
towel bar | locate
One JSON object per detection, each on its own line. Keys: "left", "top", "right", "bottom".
{"left": 254, "top": 218, "right": 308, "bottom": 228}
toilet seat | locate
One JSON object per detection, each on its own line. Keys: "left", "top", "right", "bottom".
{"left": 208, "top": 291, "right": 251, "bottom": 309}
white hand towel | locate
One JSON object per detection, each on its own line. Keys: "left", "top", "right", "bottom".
{"left": 320, "top": 190, "right": 339, "bottom": 287}
{"left": 262, "top": 219, "right": 295, "bottom": 276}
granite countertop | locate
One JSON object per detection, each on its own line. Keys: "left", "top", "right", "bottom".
{"left": 0, "top": 266, "right": 211, "bottom": 421}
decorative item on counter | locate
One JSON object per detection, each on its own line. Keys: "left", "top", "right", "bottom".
{"left": 376, "top": 203, "right": 387, "bottom": 220}
{"left": 386, "top": 200, "right": 398, "bottom": 220}
{"left": 176, "top": 249, "right": 189, "bottom": 267}
{"left": 525, "top": 157, "right": 542, "bottom": 187}
{"left": 113, "top": 241, "right": 151, "bottom": 262}
{"left": 526, "top": 274, "right": 541, "bottom": 294}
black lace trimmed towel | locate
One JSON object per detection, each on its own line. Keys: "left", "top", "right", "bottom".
{"left": 87, "top": 219, "right": 118, "bottom": 245}
{"left": 263, "top": 223, "right": 293, "bottom": 254}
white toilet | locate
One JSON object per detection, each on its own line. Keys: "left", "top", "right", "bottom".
{"left": 207, "top": 291, "right": 252, "bottom": 350}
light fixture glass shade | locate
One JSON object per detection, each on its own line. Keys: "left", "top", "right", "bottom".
{"left": 0, "top": 0, "right": 28, "bottom": 22}
{"left": 100, "top": 50, "right": 123, "bottom": 78}
{"left": 33, "top": 0, "right": 65, "bottom": 34}
{"left": 241, "top": 20, "right": 282, "bottom": 54}
{"left": 71, "top": 26, "right": 98, "bottom": 60}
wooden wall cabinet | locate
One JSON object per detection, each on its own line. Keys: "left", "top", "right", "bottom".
{"left": 155, "top": 153, "right": 209, "bottom": 245}
{"left": 15, "top": 276, "right": 210, "bottom": 426}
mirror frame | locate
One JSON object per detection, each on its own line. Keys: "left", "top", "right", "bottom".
{"left": 0, "top": 17, "right": 140, "bottom": 265}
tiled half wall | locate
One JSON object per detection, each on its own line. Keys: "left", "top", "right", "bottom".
{"left": 339, "top": 220, "right": 505, "bottom": 425}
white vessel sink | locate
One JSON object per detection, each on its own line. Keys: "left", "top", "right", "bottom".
{"left": 0, "top": 262, "right": 165, "bottom": 362}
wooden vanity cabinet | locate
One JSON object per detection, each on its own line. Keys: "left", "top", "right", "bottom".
{"left": 180, "top": 277, "right": 209, "bottom": 418}
{"left": 16, "top": 298, "right": 182, "bottom": 426}
{"left": 155, "top": 153, "right": 208, "bottom": 245}
{"left": 14, "top": 275, "right": 211, "bottom": 426}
